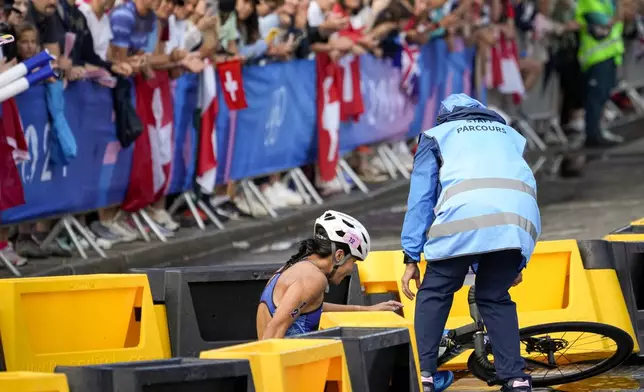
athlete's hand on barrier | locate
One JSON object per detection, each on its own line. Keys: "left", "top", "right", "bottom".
{"left": 511, "top": 272, "right": 523, "bottom": 287}
{"left": 401, "top": 263, "right": 421, "bottom": 300}
{"left": 368, "top": 300, "right": 404, "bottom": 312}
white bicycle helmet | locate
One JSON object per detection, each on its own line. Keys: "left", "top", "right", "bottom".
{"left": 314, "top": 210, "right": 371, "bottom": 262}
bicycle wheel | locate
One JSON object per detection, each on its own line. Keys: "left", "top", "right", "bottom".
{"left": 467, "top": 321, "right": 634, "bottom": 388}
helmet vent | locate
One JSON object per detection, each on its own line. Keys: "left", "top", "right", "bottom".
{"left": 341, "top": 219, "right": 355, "bottom": 228}
{"left": 324, "top": 214, "right": 335, "bottom": 221}
{"left": 335, "top": 230, "right": 345, "bottom": 238}
{"left": 361, "top": 232, "right": 368, "bottom": 243}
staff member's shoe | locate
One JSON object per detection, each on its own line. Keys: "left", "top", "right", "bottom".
{"left": 501, "top": 378, "right": 532, "bottom": 391}
{"left": 421, "top": 371, "right": 454, "bottom": 392}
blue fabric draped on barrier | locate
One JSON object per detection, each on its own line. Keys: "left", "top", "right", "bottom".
{"left": 0, "top": 41, "right": 477, "bottom": 224}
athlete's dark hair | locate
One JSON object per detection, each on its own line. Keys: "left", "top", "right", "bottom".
{"left": 284, "top": 226, "right": 351, "bottom": 270}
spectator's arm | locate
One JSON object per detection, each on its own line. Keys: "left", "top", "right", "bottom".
{"left": 240, "top": 40, "right": 269, "bottom": 60}
{"left": 81, "top": 29, "right": 114, "bottom": 70}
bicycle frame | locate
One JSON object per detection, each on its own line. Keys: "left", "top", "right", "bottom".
{"left": 436, "top": 285, "right": 560, "bottom": 376}
{"left": 436, "top": 285, "right": 486, "bottom": 367}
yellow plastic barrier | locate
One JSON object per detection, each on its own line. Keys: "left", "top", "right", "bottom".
{"left": 359, "top": 241, "right": 638, "bottom": 367}
{"left": 200, "top": 339, "right": 350, "bottom": 392}
{"left": 153, "top": 304, "right": 172, "bottom": 359}
{"left": 319, "top": 311, "right": 422, "bottom": 389}
{"left": 0, "top": 274, "right": 167, "bottom": 372}
{"left": 0, "top": 372, "right": 69, "bottom": 391}
{"left": 604, "top": 234, "right": 644, "bottom": 242}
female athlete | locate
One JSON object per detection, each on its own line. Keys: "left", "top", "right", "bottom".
{"left": 256, "top": 210, "right": 403, "bottom": 339}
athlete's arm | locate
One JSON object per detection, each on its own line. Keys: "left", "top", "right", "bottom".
{"left": 323, "top": 300, "right": 403, "bottom": 312}
{"left": 261, "top": 278, "right": 326, "bottom": 340}
{"left": 401, "top": 135, "right": 440, "bottom": 262}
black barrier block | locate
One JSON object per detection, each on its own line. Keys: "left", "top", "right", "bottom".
{"left": 130, "top": 268, "right": 167, "bottom": 303}
{"left": 139, "top": 263, "right": 365, "bottom": 357}
{"left": 609, "top": 241, "right": 644, "bottom": 355}
{"left": 291, "top": 327, "right": 420, "bottom": 392}
{"left": 577, "top": 240, "right": 616, "bottom": 270}
{"left": 55, "top": 358, "right": 255, "bottom": 392}
{"left": 360, "top": 292, "right": 404, "bottom": 318}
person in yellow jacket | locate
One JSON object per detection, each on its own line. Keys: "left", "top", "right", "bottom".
{"left": 575, "top": 0, "right": 625, "bottom": 146}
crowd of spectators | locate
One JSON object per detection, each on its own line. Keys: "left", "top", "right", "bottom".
{"left": 0, "top": 0, "right": 641, "bottom": 268}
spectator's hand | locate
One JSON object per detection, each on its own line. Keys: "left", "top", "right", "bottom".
{"left": 367, "top": 300, "right": 404, "bottom": 312}
{"left": 68, "top": 66, "right": 85, "bottom": 81}
{"left": 439, "top": 12, "right": 459, "bottom": 28}
{"left": 512, "top": 272, "right": 523, "bottom": 287}
{"left": 128, "top": 55, "right": 146, "bottom": 72}
{"left": 181, "top": 55, "right": 206, "bottom": 72}
{"left": 350, "top": 43, "right": 367, "bottom": 55}
{"left": 57, "top": 56, "right": 73, "bottom": 71}
{"left": 564, "top": 20, "right": 579, "bottom": 32}
{"left": 0, "top": 58, "right": 16, "bottom": 73}
{"left": 401, "top": 263, "right": 421, "bottom": 300}
{"left": 170, "top": 48, "right": 189, "bottom": 63}
{"left": 197, "top": 15, "right": 218, "bottom": 31}
{"left": 111, "top": 62, "right": 133, "bottom": 76}
{"left": 331, "top": 36, "right": 355, "bottom": 52}
{"left": 320, "top": 15, "right": 350, "bottom": 33}
{"left": 358, "top": 35, "right": 379, "bottom": 50}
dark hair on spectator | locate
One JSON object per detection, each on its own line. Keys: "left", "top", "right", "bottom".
{"left": 237, "top": 0, "right": 260, "bottom": 43}
{"left": 15, "top": 22, "right": 38, "bottom": 39}
{"left": 283, "top": 226, "right": 352, "bottom": 270}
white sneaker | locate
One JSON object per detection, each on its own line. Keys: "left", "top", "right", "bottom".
{"left": 148, "top": 207, "right": 180, "bottom": 231}
{"left": 262, "top": 185, "right": 289, "bottom": 209}
{"left": 272, "top": 182, "right": 304, "bottom": 206}
{"left": 106, "top": 220, "right": 138, "bottom": 242}
{"left": 317, "top": 177, "right": 344, "bottom": 196}
{"left": 235, "top": 196, "right": 269, "bottom": 216}
{"left": 0, "top": 243, "right": 27, "bottom": 267}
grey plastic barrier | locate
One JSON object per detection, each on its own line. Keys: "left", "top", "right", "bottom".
{"left": 55, "top": 358, "right": 255, "bottom": 392}
{"left": 290, "top": 327, "right": 420, "bottom": 392}
{"left": 130, "top": 263, "right": 365, "bottom": 357}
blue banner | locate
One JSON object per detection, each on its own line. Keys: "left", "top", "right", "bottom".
{"left": 339, "top": 55, "right": 416, "bottom": 154}
{"left": 221, "top": 59, "right": 318, "bottom": 182}
{"left": 1, "top": 41, "right": 478, "bottom": 223}
{"left": 1, "top": 82, "right": 133, "bottom": 223}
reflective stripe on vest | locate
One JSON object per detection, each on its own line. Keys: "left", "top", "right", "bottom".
{"left": 428, "top": 212, "right": 539, "bottom": 242}
{"left": 434, "top": 178, "right": 536, "bottom": 213}
{"left": 579, "top": 36, "right": 622, "bottom": 66}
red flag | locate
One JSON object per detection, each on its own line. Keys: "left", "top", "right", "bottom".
{"left": 316, "top": 53, "right": 341, "bottom": 183}
{"left": 0, "top": 98, "right": 27, "bottom": 211}
{"left": 337, "top": 55, "right": 365, "bottom": 122}
{"left": 122, "top": 71, "right": 174, "bottom": 212}
{"left": 196, "top": 60, "right": 218, "bottom": 194}
{"left": 217, "top": 59, "right": 248, "bottom": 110}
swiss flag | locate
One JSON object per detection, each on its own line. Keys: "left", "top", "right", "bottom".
{"left": 196, "top": 60, "right": 219, "bottom": 194}
{"left": 122, "top": 71, "right": 174, "bottom": 212}
{"left": 217, "top": 59, "right": 248, "bottom": 111}
{"left": 316, "top": 53, "right": 341, "bottom": 183}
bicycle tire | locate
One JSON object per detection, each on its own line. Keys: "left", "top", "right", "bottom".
{"left": 467, "top": 321, "right": 634, "bottom": 388}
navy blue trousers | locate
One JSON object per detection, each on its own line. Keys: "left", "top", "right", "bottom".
{"left": 414, "top": 249, "right": 528, "bottom": 380}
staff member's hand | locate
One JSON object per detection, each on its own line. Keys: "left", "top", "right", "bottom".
{"left": 401, "top": 263, "right": 421, "bottom": 300}
{"left": 368, "top": 300, "right": 404, "bottom": 312}
{"left": 512, "top": 272, "right": 523, "bottom": 287}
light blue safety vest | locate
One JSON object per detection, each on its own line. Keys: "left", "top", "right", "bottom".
{"left": 401, "top": 94, "right": 541, "bottom": 267}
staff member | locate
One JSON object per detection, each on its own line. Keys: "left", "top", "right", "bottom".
{"left": 400, "top": 93, "right": 541, "bottom": 392}
{"left": 576, "top": 0, "right": 625, "bottom": 146}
